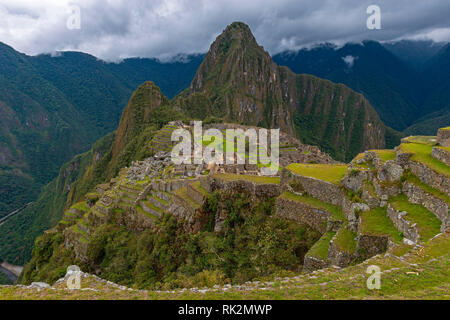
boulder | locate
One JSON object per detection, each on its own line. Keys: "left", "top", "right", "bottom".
{"left": 377, "top": 160, "right": 404, "bottom": 182}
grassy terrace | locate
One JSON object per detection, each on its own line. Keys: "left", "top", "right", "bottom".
{"left": 191, "top": 181, "right": 210, "bottom": 196}
{"left": 174, "top": 187, "right": 202, "bottom": 209}
{"left": 369, "top": 149, "right": 396, "bottom": 162}
{"left": 1, "top": 234, "right": 448, "bottom": 300}
{"left": 306, "top": 231, "right": 335, "bottom": 260}
{"left": 389, "top": 195, "right": 442, "bottom": 242}
{"left": 360, "top": 207, "right": 403, "bottom": 243}
{"left": 286, "top": 163, "right": 347, "bottom": 185}
{"left": 71, "top": 201, "right": 89, "bottom": 212}
{"left": 212, "top": 173, "right": 280, "bottom": 184}
{"left": 400, "top": 142, "right": 450, "bottom": 177}
{"left": 333, "top": 226, "right": 357, "bottom": 254}
{"left": 280, "top": 192, "right": 345, "bottom": 221}
{"left": 402, "top": 136, "right": 436, "bottom": 145}
{"left": 404, "top": 172, "right": 450, "bottom": 203}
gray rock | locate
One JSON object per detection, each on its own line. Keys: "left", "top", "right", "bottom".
{"left": 29, "top": 282, "right": 51, "bottom": 289}
{"left": 377, "top": 160, "right": 404, "bottom": 182}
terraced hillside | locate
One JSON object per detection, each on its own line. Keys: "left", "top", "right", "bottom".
{"left": 13, "top": 125, "right": 448, "bottom": 297}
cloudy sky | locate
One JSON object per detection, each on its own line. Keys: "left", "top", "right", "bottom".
{"left": 0, "top": 0, "right": 449, "bottom": 61}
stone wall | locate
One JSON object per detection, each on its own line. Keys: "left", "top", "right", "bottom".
{"left": 207, "top": 176, "right": 281, "bottom": 199}
{"left": 403, "top": 182, "right": 449, "bottom": 232}
{"left": 437, "top": 128, "right": 450, "bottom": 147}
{"left": 408, "top": 160, "right": 450, "bottom": 196}
{"left": 281, "top": 169, "right": 344, "bottom": 206}
{"left": 431, "top": 147, "right": 450, "bottom": 166}
{"left": 328, "top": 240, "right": 356, "bottom": 268}
{"left": 386, "top": 204, "right": 420, "bottom": 243}
{"left": 275, "top": 196, "right": 330, "bottom": 233}
{"left": 303, "top": 256, "right": 329, "bottom": 273}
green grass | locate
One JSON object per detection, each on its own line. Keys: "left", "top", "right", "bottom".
{"left": 279, "top": 192, "right": 345, "bottom": 221}
{"left": 389, "top": 195, "right": 442, "bottom": 242}
{"left": 437, "top": 146, "right": 450, "bottom": 152}
{"left": 213, "top": 173, "right": 280, "bottom": 184}
{"left": 191, "top": 181, "right": 210, "bottom": 197}
{"left": 402, "top": 136, "right": 437, "bottom": 146}
{"left": 333, "top": 226, "right": 357, "bottom": 253}
{"left": 369, "top": 149, "right": 396, "bottom": 162}
{"left": 174, "top": 187, "right": 202, "bottom": 209}
{"left": 404, "top": 172, "right": 450, "bottom": 203}
{"left": 141, "top": 200, "right": 164, "bottom": 214}
{"left": 440, "top": 127, "right": 450, "bottom": 131}
{"left": 306, "top": 231, "right": 335, "bottom": 260}
{"left": 71, "top": 202, "right": 89, "bottom": 212}
{"left": 286, "top": 163, "right": 347, "bottom": 185}
{"left": 360, "top": 207, "right": 403, "bottom": 242}
{"left": 400, "top": 143, "right": 450, "bottom": 177}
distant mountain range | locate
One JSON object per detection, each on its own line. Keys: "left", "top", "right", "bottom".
{"left": 0, "top": 25, "right": 448, "bottom": 264}
{"left": 273, "top": 40, "right": 450, "bottom": 133}
{"left": 0, "top": 42, "right": 203, "bottom": 219}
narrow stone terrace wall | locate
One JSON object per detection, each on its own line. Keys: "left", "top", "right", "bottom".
{"left": 386, "top": 204, "right": 420, "bottom": 243}
{"left": 281, "top": 169, "right": 344, "bottom": 206}
{"left": 431, "top": 147, "right": 450, "bottom": 166}
{"left": 403, "top": 182, "right": 449, "bottom": 232}
{"left": 275, "top": 196, "right": 330, "bottom": 233}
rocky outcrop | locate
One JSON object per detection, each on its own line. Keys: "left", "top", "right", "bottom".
{"left": 377, "top": 160, "right": 404, "bottom": 183}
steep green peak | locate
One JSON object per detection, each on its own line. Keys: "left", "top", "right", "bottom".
{"left": 190, "top": 22, "right": 273, "bottom": 92}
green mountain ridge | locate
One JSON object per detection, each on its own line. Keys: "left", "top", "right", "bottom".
{"left": 1, "top": 22, "right": 399, "bottom": 265}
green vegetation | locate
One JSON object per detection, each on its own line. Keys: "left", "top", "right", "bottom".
{"left": 21, "top": 192, "right": 321, "bottom": 290}
{"left": 370, "top": 149, "right": 396, "bottom": 162}
{"left": 402, "top": 136, "right": 436, "bottom": 145}
{"left": 389, "top": 194, "right": 442, "bottom": 241}
{"left": 213, "top": 173, "right": 280, "bottom": 184}
{"left": 280, "top": 192, "right": 345, "bottom": 221}
{"left": 0, "top": 270, "right": 12, "bottom": 285}
{"left": 404, "top": 171, "right": 450, "bottom": 203}
{"left": 286, "top": 163, "right": 347, "bottom": 185}
{"left": 400, "top": 142, "right": 450, "bottom": 176}
{"left": 306, "top": 232, "right": 335, "bottom": 260}
{"left": 360, "top": 207, "right": 403, "bottom": 242}
{"left": 333, "top": 226, "right": 357, "bottom": 254}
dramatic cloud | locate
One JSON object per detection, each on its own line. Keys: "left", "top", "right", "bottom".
{"left": 0, "top": 0, "right": 449, "bottom": 61}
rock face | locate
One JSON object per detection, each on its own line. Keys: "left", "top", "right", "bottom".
{"left": 437, "top": 128, "right": 450, "bottom": 147}
{"left": 179, "top": 22, "right": 388, "bottom": 162}
{"left": 377, "top": 161, "right": 404, "bottom": 182}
